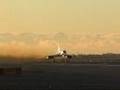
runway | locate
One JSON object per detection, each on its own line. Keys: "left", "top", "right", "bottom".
{"left": 0, "top": 63, "right": 120, "bottom": 90}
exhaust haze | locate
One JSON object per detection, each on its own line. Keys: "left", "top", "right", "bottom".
{"left": 0, "top": 33, "right": 119, "bottom": 58}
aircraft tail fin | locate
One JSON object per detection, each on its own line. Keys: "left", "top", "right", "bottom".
{"left": 57, "top": 43, "right": 61, "bottom": 53}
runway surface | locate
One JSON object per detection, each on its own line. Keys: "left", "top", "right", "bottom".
{"left": 0, "top": 63, "right": 120, "bottom": 90}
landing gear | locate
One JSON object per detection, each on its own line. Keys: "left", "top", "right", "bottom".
{"left": 47, "top": 55, "right": 72, "bottom": 63}
{"left": 64, "top": 55, "right": 72, "bottom": 63}
{"left": 65, "top": 59, "right": 71, "bottom": 63}
{"left": 52, "top": 58, "right": 55, "bottom": 63}
{"left": 51, "top": 58, "right": 71, "bottom": 63}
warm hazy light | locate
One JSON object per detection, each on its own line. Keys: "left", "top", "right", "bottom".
{"left": 0, "top": 0, "right": 120, "bottom": 58}
{"left": 0, "top": 33, "right": 119, "bottom": 58}
{"left": 0, "top": 0, "right": 120, "bottom": 33}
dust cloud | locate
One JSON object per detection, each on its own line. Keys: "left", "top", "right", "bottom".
{"left": 0, "top": 32, "right": 119, "bottom": 58}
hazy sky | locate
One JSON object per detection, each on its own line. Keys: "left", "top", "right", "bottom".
{"left": 0, "top": 0, "right": 120, "bottom": 57}
{"left": 0, "top": 0, "right": 120, "bottom": 33}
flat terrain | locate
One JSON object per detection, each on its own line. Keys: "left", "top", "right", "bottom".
{"left": 0, "top": 63, "right": 120, "bottom": 90}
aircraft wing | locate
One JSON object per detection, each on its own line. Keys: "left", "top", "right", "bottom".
{"left": 47, "top": 54, "right": 60, "bottom": 59}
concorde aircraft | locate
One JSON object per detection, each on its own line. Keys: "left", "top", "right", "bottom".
{"left": 46, "top": 45, "right": 72, "bottom": 62}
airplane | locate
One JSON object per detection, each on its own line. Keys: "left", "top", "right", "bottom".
{"left": 46, "top": 44, "right": 72, "bottom": 63}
